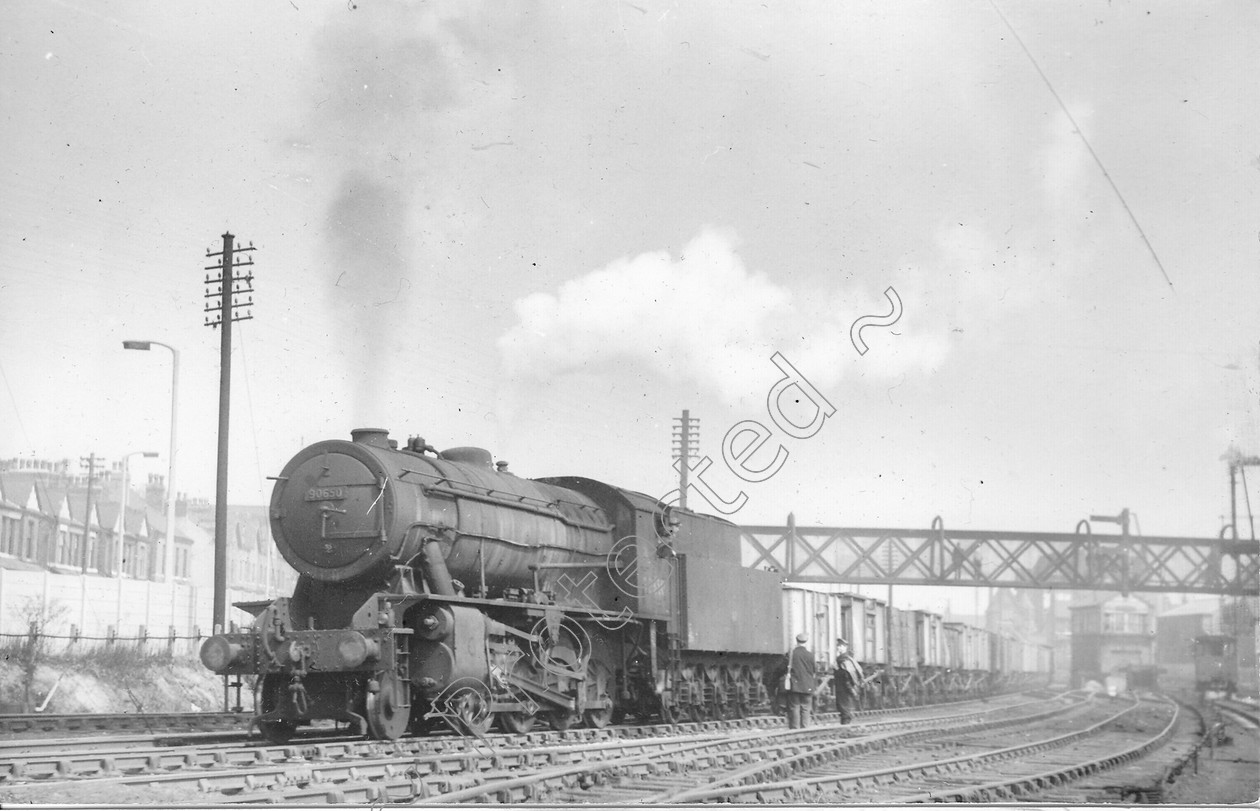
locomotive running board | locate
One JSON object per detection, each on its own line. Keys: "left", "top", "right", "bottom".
{"left": 233, "top": 599, "right": 273, "bottom": 618}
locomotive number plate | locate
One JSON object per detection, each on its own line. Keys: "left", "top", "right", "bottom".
{"left": 305, "top": 486, "right": 346, "bottom": 501}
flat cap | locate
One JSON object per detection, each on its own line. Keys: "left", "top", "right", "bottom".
{"left": 795, "top": 633, "right": 808, "bottom": 643}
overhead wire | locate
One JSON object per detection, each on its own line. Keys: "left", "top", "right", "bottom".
{"left": 988, "top": 0, "right": 1174, "bottom": 290}
{"left": 235, "top": 319, "right": 268, "bottom": 506}
{"left": 0, "top": 357, "right": 33, "bottom": 449}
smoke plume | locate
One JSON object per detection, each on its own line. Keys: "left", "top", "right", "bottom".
{"left": 498, "top": 228, "right": 950, "bottom": 408}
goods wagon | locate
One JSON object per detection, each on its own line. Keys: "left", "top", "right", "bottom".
{"left": 783, "top": 586, "right": 1052, "bottom": 709}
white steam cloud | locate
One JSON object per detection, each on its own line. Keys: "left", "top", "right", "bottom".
{"left": 499, "top": 229, "right": 787, "bottom": 404}
{"left": 498, "top": 228, "right": 949, "bottom": 407}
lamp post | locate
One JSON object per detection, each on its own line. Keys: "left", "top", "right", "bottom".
{"left": 117, "top": 450, "right": 158, "bottom": 576}
{"left": 122, "top": 340, "right": 179, "bottom": 581}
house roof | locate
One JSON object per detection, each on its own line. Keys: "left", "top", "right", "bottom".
{"left": 63, "top": 491, "right": 102, "bottom": 528}
{"left": 0, "top": 471, "right": 62, "bottom": 514}
{"left": 1070, "top": 594, "right": 1152, "bottom": 612}
{"left": 93, "top": 500, "right": 149, "bottom": 535}
{"left": 97, "top": 501, "right": 120, "bottom": 530}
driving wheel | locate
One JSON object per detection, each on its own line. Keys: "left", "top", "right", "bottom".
{"left": 498, "top": 657, "right": 541, "bottom": 734}
{"left": 258, "top": 718, "right": 297, "bottom": 744}
{"left": 451, "top": 685, "right": 492, "bottom": 737}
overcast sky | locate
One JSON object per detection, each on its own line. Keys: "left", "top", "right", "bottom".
{"left": 2, "top": 0, "right": 1257, "bottom": 567}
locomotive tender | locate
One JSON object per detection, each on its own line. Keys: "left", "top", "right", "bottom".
{"left": 201, "top": 428, "right": 1052, "bottom": 742}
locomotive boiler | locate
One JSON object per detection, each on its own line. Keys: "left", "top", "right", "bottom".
{"left": 201, "top": 428, "right": 786, "bottom": 742}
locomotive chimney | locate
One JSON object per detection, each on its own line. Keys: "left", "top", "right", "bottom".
{"left": 350, "top": 428, "right": 391, "bottom": 448}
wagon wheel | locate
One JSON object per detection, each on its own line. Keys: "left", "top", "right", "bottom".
{"left": 710, "top": 683, "right": 729, "bottom": 721}
{"left": 547, "top": 710, "right": 581, "bottom": 731}
{"left": 894, "top": 678, "right": 908, "bottom": 708}
{"left": 732, "top": 680, "right": 750, "bottom": 720}
{"left": 499, "top": 711, "right": 535, "bottom": 734}
{"left": 659, "top": 695, "right": 679, "bottom": 724}
{"left": 583, "top": 660, "right": 615, "bottom": 729}
{"left": 584, "top": 707, "right": 613, "bottom": 728}
{"left": 365, "top": 671, "right": 411, "bottom": 741}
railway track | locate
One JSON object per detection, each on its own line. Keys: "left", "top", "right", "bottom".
{"left": 1, "top": 691, "right": 1104, "bottom": 805}
{"left": 1213, "top": 698, "right": 1260, "bottom": 730}
{"left": 0, "top": 711, "right": 247, "bottom": 738}
{"left": 0, "top": 707, "right": 784, "bottom": 801}
{"left": 8, "top": 691, "right": 1202, "bottom": 805}
{"left": 439, "top": 690, "right": 1132, "bottom": 804}
{"left": 739, "top": 694, "right": 1180, "bottom": 804}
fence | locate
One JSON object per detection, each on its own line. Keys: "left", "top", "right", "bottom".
{"left": 0, "top": 627, "right": 207, "bottom": 658}
{"left": 0, "top": 566, "right": 270, "bottom": 658}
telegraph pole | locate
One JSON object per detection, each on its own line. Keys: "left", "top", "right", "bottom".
{"left": 1226, "top": 454, "right": 1260, "bottom": 541}
{"left": 672, "top": 410, "right": 699, "bottom": 510}
{"left": 79, "top": 453, "right": 103, "bottom": 572}
{"left": 204, "top": 233, "right": 255, "bottom": 633}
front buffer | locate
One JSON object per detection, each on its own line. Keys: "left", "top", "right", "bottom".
{"left": 201, "top": 591, "right": 418, "bottom": 743}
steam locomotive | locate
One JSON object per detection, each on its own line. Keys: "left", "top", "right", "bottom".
{"left": 200, "top": 428, "right": 785, "bottom": 742}
{"left": 200, "top": 429, "right": 1051, "bottom": 742}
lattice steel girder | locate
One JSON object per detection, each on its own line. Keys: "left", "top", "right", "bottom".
{"left": 739, "top": 525, "right": 1260, "bottom": 596}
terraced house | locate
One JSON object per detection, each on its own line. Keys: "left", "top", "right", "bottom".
{"left": 0, "top": 457, "right": 295, "bottom": 652}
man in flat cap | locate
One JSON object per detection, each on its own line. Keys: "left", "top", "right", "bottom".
{"left": 785, "top": 632, "right": 816, "bottom": 729}
{"left": 834, "top": 637, "right": 864, "bottom": 724}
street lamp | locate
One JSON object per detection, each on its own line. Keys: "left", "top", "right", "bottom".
{"left": 117, "top": 450, "right": 158, "bottom": 576}
{"left": 122, "top": 340, "right": 179, "bottom": 580}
